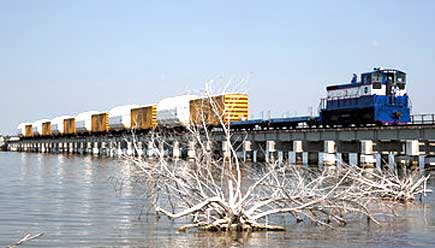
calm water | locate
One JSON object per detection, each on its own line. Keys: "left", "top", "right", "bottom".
{"left": 0, "top": 152, "right": 434, "bottom": 248}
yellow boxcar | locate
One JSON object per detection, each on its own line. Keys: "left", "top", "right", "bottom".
{"left": 42, "top": 122, "right": 52, "bottom": 136}
{"left": 91, "top": 113, "right": 109, "bottom": 133}
{"left": 131, "top": 105, "right": 157, "bottom": 130}
{"left": 64, "top": 118, "right": 76, "bottom": 135}
{"left": 25, "top": 124, "right": 33, "bottom": 137}
{"left": 190, "top": 93, "right": 249, "bottom": 126}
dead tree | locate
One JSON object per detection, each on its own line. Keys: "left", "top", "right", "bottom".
{"left": 122, "top": 82, "right": 431, "bottom": 232}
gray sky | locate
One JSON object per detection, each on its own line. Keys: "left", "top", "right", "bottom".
{"left": 1, "top": 0, "right": 434, "bottom": 134}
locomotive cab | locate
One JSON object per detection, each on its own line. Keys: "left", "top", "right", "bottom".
{"left": 361, "top": 68, "right": 407, "bottom": 97}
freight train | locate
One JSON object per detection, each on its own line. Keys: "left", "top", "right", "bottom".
{"left": 16, "top": 94, "right": 249, "bottom": 138}
{"left": 16, "top": 67, "right": 411, "bottom": 138}
{"left": 231, "top": 67, "right": 411, "bottom": 129}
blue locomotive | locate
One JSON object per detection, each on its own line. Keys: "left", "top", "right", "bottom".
{"left": 320, "top": 68, "right": 410, "bottom": 126}
{"left": 231, "top": 67, "right": 411, "bottom": 129}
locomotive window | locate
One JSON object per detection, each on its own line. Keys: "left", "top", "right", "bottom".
{"left": 362, "top": 74, "right": 371, "bottom": 84}
{"left": 372, "top": 72, "right": 381, "bottom": 83}
{"left": 396, "top": 72, "right": 406, "bottom": 83}
{"left": 396, "top": 72, "right": 406, "bottom": 90}
{"left": 373, "top": 82, "right": 382, "bottom": 89}
{"left": 397, "top": 83, "right": 405, "bottom": 90}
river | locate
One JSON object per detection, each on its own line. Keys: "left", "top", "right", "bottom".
{"left": 0, "top": 152, "right": 434, "bottom": 247}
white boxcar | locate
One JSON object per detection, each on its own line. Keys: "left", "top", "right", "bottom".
{"left": 157, "top": 95, "right": 199, "bottom": 127}
{"left": 33, "top": 119, "right": 51, "bottom": 136}
{"left": 109, "top": 104, "right": 140, "bottom": 130}
{"left": 17, "top": 122, "right": 32, "bottom": 136}
{"left": 75, "top": 111, "right": 100, "bottom": 133}
{"left": 51, "top": 115, "right": 72, "bottom": 135}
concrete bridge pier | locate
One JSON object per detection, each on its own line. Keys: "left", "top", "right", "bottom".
{"left": 253, "top": 150, "right": 258, "bottom": 163}
{"left": 100, "top": 141, "right": 107, "bottom": 156}
{"left": 188, "top": 141, "right": 196, "bottom": 160}
{"left": 375, "top": 153, "right": 382, "bottom": 171}
{"left": 277, "top": 151, "right": 284, "bottom": 165}
{"left": 388, "top": 152, "right": 396, "bottom": 171}
{"left": 360, "top": 140, "right": 375, "bottom": 169}
{"left": 266, "top": 141, "right": 276, "bottom": 163}
{"left": 51, "top": 143, "right": 57, "bottom": 153}
{"left": 349, "top": 153, "right": 358, "bottom": 167}
{"left": 222, "top": 141, "right": 231, "bottom": 162}
{"left": 406, "top": 140, "right": 420, "bottom": 169}
{"left": 58, "top": 143, "right": 64, "bottom": 153}
{"left": 86, "top": 142, "right": 92, "bottom": 154}
{"left": 302, "top": 152, "right": 309, "bottom": 166}
{"left": 289, "top": 140, "right": 304, "bottom": 165}
{"left": 173, "top": 141, "right": 180, "bottom": 160}
{"left": 68, "top": 142, "right": 73, "bottom": 154}
{"left": 126, "top": 141, "right": 133, "bottom": 156}
{"left": 419, "top": 154, "right": 426, "bottom": 171}
{"left": 147, "top": 141, "right": 155, "bottom": 159}
{"left": 92, "top": 142, "right": 99, "bottom": 156}
{"left": 40, "top": 143, "right": 46, "bottom": 153}
{"left": 288, "top": 151, "right": 296, "bottom": 165}
{"left": 321, "top": 140, "right": 336, "bottom": 168}
{"left": 106, "top": 141, "right": 113, "bottom": 157}
{"left": 78, "top": 142, "right": 85, "bottom": 154}
{"left": 115, "top": 141, "right": 122, "bottom": 157}
{"left": 73, "top": 142, "right": 78, "bottom": 154}
{"left": 336, "top": 152, "right": 343, "bottom": 168}
{"left": 136, "top": 141, "right": 144, "bottom": 157}
{"left": 243, "top": 141, "right": 252, "bottom": 162}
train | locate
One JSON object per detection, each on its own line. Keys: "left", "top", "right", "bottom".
{"left": 231, "top": 67, "right": 411, "bottom": 129}
{"left": 16, "top": 94, "right": 249, "bottom": 138}
{"left": 16, "top": 67, "right": 411, "bottom": 138}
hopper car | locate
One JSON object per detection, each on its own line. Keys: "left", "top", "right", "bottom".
{"left": 75, "top": 111, "right": 100, "bottom": 134}
{"left": 131, "top": 105, "right": 157, "bottom": 130}
{"left": 32, "top": 119, "right": 51, "bottom": 137}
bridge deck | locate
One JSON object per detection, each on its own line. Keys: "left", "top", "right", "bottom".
{"left": 227, "top": 124, "right": 435, "bottom": 142}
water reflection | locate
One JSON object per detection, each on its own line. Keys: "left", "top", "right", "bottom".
{"left": 0, "top": 152, "right": 434, "bottom": 248}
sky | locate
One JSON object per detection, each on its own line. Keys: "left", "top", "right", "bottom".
{"left": 1, "top": 0, "right": 434, "bottom": 134}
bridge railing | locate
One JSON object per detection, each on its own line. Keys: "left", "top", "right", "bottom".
{"left": 411, "top": 114, "right": 435, "bottom": 125}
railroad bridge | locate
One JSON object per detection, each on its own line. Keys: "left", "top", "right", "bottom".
{"left": 5, "top": 121, "right": 435, "bottom": 170}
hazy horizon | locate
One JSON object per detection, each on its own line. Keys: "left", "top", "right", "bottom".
{"left": 1, "top": 0, "right": 434, "bottom": 134}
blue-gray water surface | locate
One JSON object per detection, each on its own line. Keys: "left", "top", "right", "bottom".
{"left": 0, "top": 152, "right": 434, "bottom": 247}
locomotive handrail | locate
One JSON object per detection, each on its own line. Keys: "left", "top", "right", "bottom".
{"left": 411, "top": 114, "right": 435, "bottom": 125}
